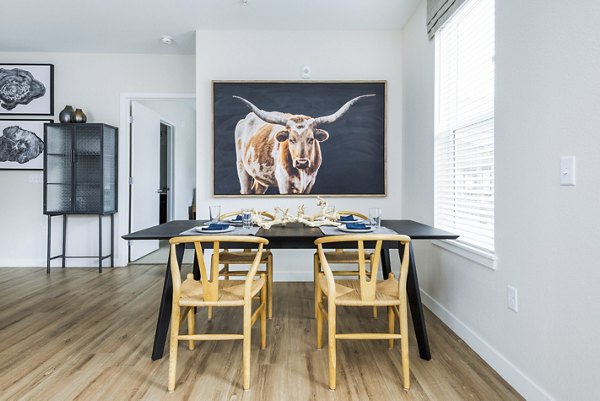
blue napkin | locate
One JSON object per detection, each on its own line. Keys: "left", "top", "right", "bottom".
{"left": 339, "top": 214, "right": 356, "bottom": 222}
{"left": 345, "top": 223, "right": 370, "bottom": 230}
{"left": 232, "top": 215, "right": 243, "bottom": 221}
{"left": 204, "top": 223, "right": 230, "bottom": 230}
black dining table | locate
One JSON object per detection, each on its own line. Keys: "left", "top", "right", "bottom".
{"left": 123, "top": 219, "right": 458, "bottom": 361}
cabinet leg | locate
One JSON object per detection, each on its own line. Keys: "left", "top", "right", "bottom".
{"left": 110, "top": 214, "right": 114, "bottom": 268}
{"left": 99, "top": 215, "right": 103, "bottom": 273}
{"left": 62, "top": 215, "right": 67, "bottom": 268}
{"left": 47, "top": 215, "right": 51, "bottom": 274}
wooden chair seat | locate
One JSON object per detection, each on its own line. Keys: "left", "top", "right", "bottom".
{"left": 179, "top": 275, "right": 266, "bottom": 306}
{"left": 314, "top": 234, "right": 411, "bottom": 391}
{"left": 219, "top": 249, "right": 272, "bottom": 263}
{"left": 314, "top": 213, "right": 375, "bottom": 319}
{"left": 320, "top": 250, "right": 370, "bottom": 263}
{"left": 317, "top": 277, "right": 402, "bottom": 306}
{"left": 167, "top": 235, "right": 269, "bottom": 392}
{"left": 217, "top": 211, "right": 275, "bottom": 319}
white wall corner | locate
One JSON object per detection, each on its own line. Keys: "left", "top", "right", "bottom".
{"left": 420, "top": 289, "right": 555, "bottom": 401}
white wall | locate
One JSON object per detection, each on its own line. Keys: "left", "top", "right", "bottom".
{"left": 0, "top": 52, "right": 195, "bottom": 267}
{"left": 402, "top": 1, "right": 600, "bottom": 400}
{"left": 138, "top": 99, "right": 196, "bottom": 220}
{"left": 196, "top": 30, "right": 404, "bottom": 280}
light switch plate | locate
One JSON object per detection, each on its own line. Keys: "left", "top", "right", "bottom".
{"left": 560, "top": 156, "right": 576, "bottom": 186}
{"left": 507, "top": 285, "right": 518, "bottom": 312}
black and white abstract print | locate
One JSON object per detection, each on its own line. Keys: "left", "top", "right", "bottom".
{"left": 0, "top": 64, "right": 53, "bottom": 115}
{"left": 0, "top": 120, "right": 50, "bottom": 170}
{"left": 0, "top": 68, "right": 46, "bottom": 110}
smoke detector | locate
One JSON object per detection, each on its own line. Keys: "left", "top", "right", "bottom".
{"left": 160, "top": 36, "right": 173, "bottom": 45}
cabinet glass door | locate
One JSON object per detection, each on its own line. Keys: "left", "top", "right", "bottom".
{"left": 45, "top": 125, "right": 74, "bottom": 213}
{"left": 102, "top": 126, "right": 117, "bottom": 213}
{"left": 73, "top": 125, "right": 102, "bottom": 213}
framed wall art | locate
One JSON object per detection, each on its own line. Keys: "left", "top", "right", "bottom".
{"left": 0, "top": 119, "right": 50, "bottom": 170}
{"left": 213, "top": 81, "right": 386, "bottom": 196}
{"left": 0, "top": 63, "right": 54, "bottom": 115}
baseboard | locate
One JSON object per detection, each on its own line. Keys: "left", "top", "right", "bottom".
{"left": 420, "top": 289, "right": 554, "bottom": 401}
{"left": 0, "top": 258, "right": 44, "bottom": 267}
{"left": 0, "top": 259, "right": 127, "bottom": 268}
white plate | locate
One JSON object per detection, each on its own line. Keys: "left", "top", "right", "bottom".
{"left": 337, "top": 225, "right": 374, "bottom": 233}
{"left": 195, "top": 225, "right": 235, "bottom": 234}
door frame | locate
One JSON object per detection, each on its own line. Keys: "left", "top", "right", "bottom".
{"left": 118, "top": 93, "right": 195, "bottom": 266}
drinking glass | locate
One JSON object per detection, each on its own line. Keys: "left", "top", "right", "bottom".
{"left": 369, "top": 207, "right": 382, "bottom": 229}
{"left": 241, "top": 209, "right": 253, "bottom": 229}
{"left": 209, "top": 205, "right": 221, "bottom": 223}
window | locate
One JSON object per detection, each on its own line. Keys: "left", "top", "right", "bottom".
{"left": 434, "top": 0, "right": 495, "bottom": 255}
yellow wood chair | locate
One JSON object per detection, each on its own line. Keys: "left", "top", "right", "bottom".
{"left": 313, "top": 210, "right": 379, "bottom": 318}
{"left": 314, "top": 234, "right": 411, "bottom": 390}
{"left": 167, "top": 235, "right": 269, "bottom": 392}
{"left": 214, "top": 210, "right": 274, "bottom": 319}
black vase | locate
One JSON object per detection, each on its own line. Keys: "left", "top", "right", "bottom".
{"left": 59, "top": 105, "right": 74, "bottom": 123}
{"left": 73, "top": 108, "right": 87, "bottom": 123}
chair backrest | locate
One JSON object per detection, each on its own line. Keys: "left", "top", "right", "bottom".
{"left": 219, "top": 210, "right": 275, "bottom": 220}
{"left": 315, "top": 234, "right": 411, "bottom": 302}
{"left": 337, "top": 210, "right": 369, "bottom": 220}
{"left": 169, "top": 235, "right": 269, "bottom": 302}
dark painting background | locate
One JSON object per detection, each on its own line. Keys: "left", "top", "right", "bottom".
{"left": 213, "top": 81, "right": 386, "bottom": 196}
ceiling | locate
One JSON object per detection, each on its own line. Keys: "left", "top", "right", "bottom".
{"left": 0, "top": 0, "right": 420, "bottom": 55}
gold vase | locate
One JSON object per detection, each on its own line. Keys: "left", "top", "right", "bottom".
{"left": 73, "top": 108, "right": 87, "bottom": 123}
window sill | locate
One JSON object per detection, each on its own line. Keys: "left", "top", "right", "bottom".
{"left": 431, "top": 239, "right": 496, "bottom": 270}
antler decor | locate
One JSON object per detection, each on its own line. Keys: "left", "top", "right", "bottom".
{"left": 252, "top": 197, "right": 342, "bottom": 229}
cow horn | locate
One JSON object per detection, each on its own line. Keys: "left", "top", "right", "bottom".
{"left": 312, "top": 94, "right": 376, "bottom": 125}
{"left": 233, "top": 96, "right": 289, "bottom": 126}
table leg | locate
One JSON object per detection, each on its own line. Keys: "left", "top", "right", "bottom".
{"left": 192, "top": 248, "right": 200, "bottom": 280}
{"left": 151, "top": 243, "right": 184, "bottom": 360}
{"left": 380, "top": 246, "right": 392, "bottom": 279}
{"left": 401, "top": 242, "right": 431, "bottom": 360}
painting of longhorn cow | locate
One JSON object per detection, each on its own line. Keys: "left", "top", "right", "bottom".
{"left": 213, "top": 81, "right": 386, "bottom": 196}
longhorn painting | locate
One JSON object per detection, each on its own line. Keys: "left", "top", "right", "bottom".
{"left": 213, "top": 81, "right": 386, "bottom": 196}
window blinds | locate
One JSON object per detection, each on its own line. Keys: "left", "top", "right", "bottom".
{"left": 427, "top": 0, "right": 467, "bottom": 39}
{"left": 434, "top": 0, "right": 495, "bottom": 253}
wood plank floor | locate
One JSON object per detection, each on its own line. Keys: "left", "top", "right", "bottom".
{"left": 0, "top": 265, "right": 523, "bottom": 401}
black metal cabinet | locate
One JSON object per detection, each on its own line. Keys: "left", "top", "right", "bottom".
{"left": 43, "top": 123, "right": 118, "bottom": 273}
{"left": 44, "top": 123, "right": 117, "bottom": 215}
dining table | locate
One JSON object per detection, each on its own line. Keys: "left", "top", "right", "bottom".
{"left": 122, "top": 219, "right": 458, "bottom": 361}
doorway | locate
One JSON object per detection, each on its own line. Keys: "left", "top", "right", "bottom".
{"left": 121, "top": 96, "right": 196, "bottom": 263}
{"left": 159, "top": 122, "right": 174, "bottom": 224}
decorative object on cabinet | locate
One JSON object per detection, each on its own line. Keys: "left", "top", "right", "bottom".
{"left": 43, "top": 123, "right": 118, "bottom": 273}
{"left": 212, "top": 80, "right": 386, "bottom": 197}
{"left": 0, "top": 63, "right": 54, "bottom": 115}
{"left": 72, "top": 108, "right": 87, "bottom": 123}
{"left": 0, "top": 119, "right": 51, "bottom": 170}
{"left": 59, "top": 105, "right": 74, "bottom": 123}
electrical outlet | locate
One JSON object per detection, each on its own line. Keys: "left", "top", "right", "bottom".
{"left": 301, "top": 65, "right": 311, "bottom": 79}
{"left": 507, "top": 285, "right": 518, "bottom": 312}
{"left": 28, "top": 174, "right": 43, "bottom": 184}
